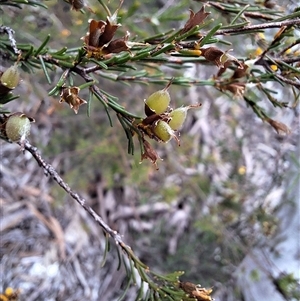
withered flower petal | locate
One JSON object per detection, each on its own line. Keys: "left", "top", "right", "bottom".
{"left": 179, "top": 282, "right": 213, "bottom": 301}
{"left": 216, "top": 61, "right": 232, "bottom": 77}
{"left": 99, "top": 17, "right": 120, "bottom": 46}
{"left": 224, "top": 82, "right": 246, "bottom": 98}
{"left": 200, "top": 46, "right": 225, "bottom": 68}
{"left": 140, "top": 139, "right": 162, "bottom": 170}
{"left": 231, "top": 63, "right": 249, "bottom": 79}
{"left": 60, "top": 86, "right": 87, "bottom": 114}
{"left": 181, "top": 6, "right": 210, "bottom": 34}
{"left": 105, "top": 32, "right": 130, "bottom": 54}
{"left": 265, "top": 117, "right": 291, "bottom": 134}
{"left": 201, "top": 47, "right": 242, "bottom": 69}
{"left": 85, "top": 19, "right": 106, "bottom": 48}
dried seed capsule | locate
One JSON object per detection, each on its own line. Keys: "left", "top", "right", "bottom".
{"left": 5, "top": 112, "right": 34, "bottom": 142}
{"left": 152, "top": 120, "right": 179, "bottom": 145}
{"left": 144, "top": 89, "right": 171, "bottom": 116}
{"left": 0, "top": 64, "right": 20, "bottom": 89}
{"left": 168, "top": 103, "right": 202, "bottom": 131}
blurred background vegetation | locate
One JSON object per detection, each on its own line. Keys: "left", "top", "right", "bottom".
{"left": 1, "top": 0, "right": 299, "bottom": 300}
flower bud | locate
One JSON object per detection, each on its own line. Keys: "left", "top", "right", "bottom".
{"left": 152, "top": 120, "right": 179, "bottom": 145}
{"left": 0, "top": 64, "right": 20, "bottom": 90}
{"left": 5, "top": 112, "right": 34, "bottom": 142}
{"left": 144, "top": 89, "right": 171, "bottom": 116}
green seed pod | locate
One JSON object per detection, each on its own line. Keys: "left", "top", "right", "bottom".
{"left": 144, "top": 89, "right": 171, "bottom": 116}
{"left": 168, "top": 103, "right": 202, "bottom": 131}
{"left": 152, "top": 120, "right": 180, "bottom": 145}
{"left": 168, "top": 107, "right": 188, "bottom": 131}
{"left": 0, "top": 64, "right": 20, "bottom": 89}
{"left": 5, "top": 113, "right": 34, "bottom": 142}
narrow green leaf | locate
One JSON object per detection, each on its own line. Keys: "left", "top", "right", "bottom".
{"left": 34, "top": 34, "right": 51, "bottom": 56}
{"left": 100, "top": 232, "right": 110, "bottom": 267}
{"left": 23, "top": 45, "right": 34, "bottom": 60}
{"left": 90, "top": 59, "right": 108, "bottom": 69}
{"left": 277, "top": 60, "right": 300, "bottom": 74}
{"left": 0, "top": 93, "right": 19, "bottom": 104}
{"left": 51, "top": 47, "right": 68, "bottom": 55}
{"left": 117, "top": 114, "right": 134, "bottom": 155}
{"left": 50, "top": 53, "right": 70, "bottom": 60}
{"left": 56, "top": 60, "right": 74, "bottom": 68}
{"left": 78, "top": 81, "right": 96, "bottom": 90}
{"left": 271, "top": 9, "right": 300, "bottom": 22}
{"left": 230, "top": 5, "right": 250, "bottom": 25}
{"left": 152, "top": 44, "right": 175, "bottom": 57}
{"left": 130, "top": 259, "right": 137, "bottom": 284}
{"left": 48, "top": 85, "right": 60, "bottom": 96}
{"left": 87, "top": 89, "right": 93, "bottom": 117}
{"left": 39, "top": 55, "right": 51, "bottom": 84}
{"left": 116, "top": 245, "right": 123, "bottom": 271}
{"left": 135, "top": 282, "right": 144, "bottom": 301}
{"left": 27, "top": 60, "right": 42, "bottom": 69}
{"left": 175, "top": 25, "right": 201, "bottom": 42}
{"left": 137, "top": 266, "right": 150, "bottom": 283}
{"left": 117, "top": 276, "right": 132, "bottom": 301}
{"left": 200, "top": 23, "right": 223, "bottom": 46}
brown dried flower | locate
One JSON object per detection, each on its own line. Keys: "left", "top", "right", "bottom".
{"left": 200, "top": 47, "right": 242, "bottom": 69}
{"left": 265, "top": 117, "right": 291, "bottom": 135}
{"left": 179, "top": 281, "right": 213, "bottom": 301}
{"left": 83, "top": 18, "right": 130, "bottom": 58}
{"left": 83, "top": 1, "right": 130, "bottom": 59}
{"left": 181, "top": 6, "right": 210, "bottom": 34}
{"left": 140, "top": 139, "right": 162, "bottom": 170}
{"left": 224, "top": 82, "right": 246, "bottom": 98}
{"left": 60, "top": 86, "right": 87, "bottom": 114}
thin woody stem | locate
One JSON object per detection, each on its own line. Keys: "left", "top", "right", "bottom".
{"left": 21, "top": 140, "right": 132, "bottom": 252}
{"left": 216, "top": 19, "right": 300, "bottom": 35}
{"left": 278, "top": 38, "right": 300, "bottom": 56}
{"left": 0, "top": 25, "right": 20, "bottom": 54}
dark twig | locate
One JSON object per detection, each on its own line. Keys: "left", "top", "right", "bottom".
{"left": 207, "top": 2, "right": 275, "bottom": 21}
{"left": 278, "top": 57, "right": 300, "bottom": 64}
{"left": 244, "top": 12, "right": 275, "bottom": 21}
{"left": 255, "top": 58, "right": 300, "bottom": 89}
{"left": 278, "top": 38, "right": 300, "bottom": 56}
{"left": 215, "top": 19, "right": 300, "bottom": 35}
{"left": 21, "top": 140, "right": 133, "bottom": 253}
{"left": 0, "top": 25, "right": 20, "bottom": 55}
{"left": 271, "top": 73, "right": 300, "bottom": 89}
